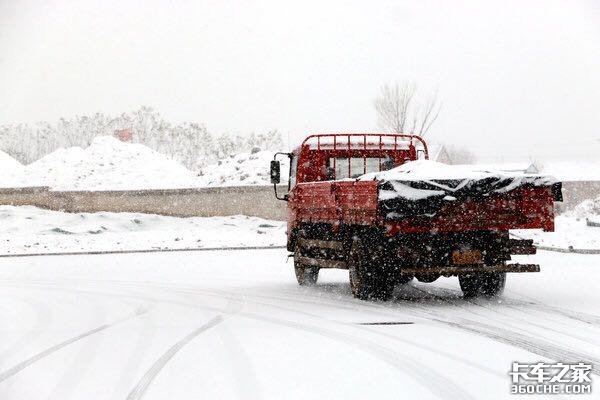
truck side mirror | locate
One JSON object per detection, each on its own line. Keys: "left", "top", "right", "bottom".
{"left": 271, "top": 152, "right": 292, "bottom": 201}
{"left": 270, "top": 160, "right": 281, "bottom": 184}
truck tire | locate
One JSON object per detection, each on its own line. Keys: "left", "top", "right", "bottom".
{"left": 294, "top": 249, "right": 319, "bottom": 286}
{"left": 459, "top": 272, "right": 506, "bottom": 298}
{"left": 348, "top": 237, "right": 394, "bottom": 301}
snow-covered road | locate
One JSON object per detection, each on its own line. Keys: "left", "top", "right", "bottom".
{"left": 0, "top": 249, "right": 598, "bottom": 399}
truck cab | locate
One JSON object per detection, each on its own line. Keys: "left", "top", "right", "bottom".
{"left": 273, "top": 134, "right": 427, "bottom": 187}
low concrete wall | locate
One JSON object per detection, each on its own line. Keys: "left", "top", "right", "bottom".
{"left": 0, "top": 181, "right": 597, "bottom": 220}
{"left": 0, "top": 186, "right": 288, "bottom": 220}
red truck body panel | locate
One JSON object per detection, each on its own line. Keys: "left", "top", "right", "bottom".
{"left": 289, "top": 181, "right": 554, "bottom": 236}
{"left": 286, "top": 133, "right": 557, "bottom": 245}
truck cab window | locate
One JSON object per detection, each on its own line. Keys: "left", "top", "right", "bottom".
{"left": 329, "top": 156, "right": 393, "bottom": 179}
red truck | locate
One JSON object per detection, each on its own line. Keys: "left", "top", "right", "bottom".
{"left": 270, "top": 133, "right": 562, "bottom": 300}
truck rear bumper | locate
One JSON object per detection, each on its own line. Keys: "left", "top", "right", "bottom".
{"left": 400, "top": 263, "right": 540, "bottom": 276}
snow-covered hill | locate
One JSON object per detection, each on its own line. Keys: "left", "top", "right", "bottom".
{"left": 198, "top": 150, "right": 289, "bottom": 187}
{"left": 23, "top": 136, "right": 200, "bottom": 190}
{"left": 0, "top": 150, "right": 25, "bottom": 187}
{"left": 0, "top": 136, "right": 282, "bottom": 190}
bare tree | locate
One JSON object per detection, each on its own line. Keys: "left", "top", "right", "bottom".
{"left": 374, "top": 82, "right": 441, "bottom": 137}
{"left": 374, "top": 82, "right": 415, "bottom": 133}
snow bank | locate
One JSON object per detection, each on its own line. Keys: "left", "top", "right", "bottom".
{"left": 198, "top": 150, "right": 289, "bottom": 187}
{"left": 1, "top": 137, "right": 284, "bottom": 190}
{"left": 0, "top": 150, "right": 26, "bottom": 188}
{"left": 0, "top": 149, "right": 24, "bottom": 171}
{"left": 22, "top": 136, "right": 200, "bottom": 190}
{"left": 0, "top": 205, "right": 286, "bottom": 254}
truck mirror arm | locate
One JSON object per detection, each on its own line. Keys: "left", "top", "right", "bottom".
{"left": 273, "top": 183, "right": 289, "bottom": 201}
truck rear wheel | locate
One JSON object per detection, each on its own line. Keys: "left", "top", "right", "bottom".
{"left": 459, "top": 272, "right": 506, "bottom": 298}
{"left": 294, "top": 249, "right": 319, "bottom": 286}
{"left": 348, "top": 237, "right": 394, "bottom": 301}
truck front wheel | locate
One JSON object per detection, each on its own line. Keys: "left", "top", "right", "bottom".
{"left": 348, "top": 238, "right": 394, "bottom": 301}
{"left": 459, "top": 272, "right": 506, "bottom": 298}
{"left": 294, "top": 249, "right": 319, "bottom": 286}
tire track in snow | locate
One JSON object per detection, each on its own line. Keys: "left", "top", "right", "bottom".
{"left": 207, "top": 287, "right": 507, "bottom": 379}
{"left": 412, "top": 283, "right": 600, "bottom": 328}
{"left": 0, "top": 281, "right": 256, "bottom": 399}
{"left": 175, "top": 287, "right": 476, "bottom": 400}
{"left": 0, "top": 294, "right": 52, "bottom": 365}
{"left": 126, "top": 315, "right": 227, "bottom": 400}
{"left": 400, "top": 286, "right": 600, "bottom": 375}
{"left": 410, "top": 285, "right": 600, "bottom": 347}
{"left": 135, "top": 281, "right": 600, "bottom": 380}
{"left": 466, "top": 299, "right": 600, "bottom": 347}
{"left": 1, "top": 280, "right": 476, "bottom": 399}
{"left": 502, "top": 292, "right": 600, "bottom": 327}
{"left": 70, "top": 279, "right": 502, "bottom": 391}
{"left": 0, "top": 307, "right": 148, "bottom": 383}
{"left": 63, "top": 280, "right": 475, "bottom": 400}
{"left": 435, "top": 317, "right": 600, "bottom": 375}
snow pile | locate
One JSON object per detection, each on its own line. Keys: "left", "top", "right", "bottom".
{"left": 1, "top": 137, "right": 285, "bottom": 189}
{"left": 0, "top": 205, "right": 286, "bottom": 254}
{"left": 23, "top": 136, "right": 201, "bottom": 190}
{"left": 565, "top": 196, "right": 600, "bottom": 220}
{"left": 0, "top": 150, "right": 26, "bottom": 188}
{"left": 198, "top": 150, "right": 289, "bottom": 187}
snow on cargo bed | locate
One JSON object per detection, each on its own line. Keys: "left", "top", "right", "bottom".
{"left": 0, "top": 206, "right": 286, "bottom": 255}
{"left": 358, "top": 160, "right": 558, "bottom": 218}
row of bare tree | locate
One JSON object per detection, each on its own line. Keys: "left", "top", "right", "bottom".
{"left": 0, "top": 107, "right": 282, "bottom": 170}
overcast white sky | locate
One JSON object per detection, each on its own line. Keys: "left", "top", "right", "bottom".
{"left": 1, "top": 0, "right": 599, "bottom": 162}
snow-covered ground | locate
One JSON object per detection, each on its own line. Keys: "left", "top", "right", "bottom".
{"left": 0, "top": 248, "right": 597, "bottom": 400}
{"left": 0, "top": 203, "right": 597, "bottom": 255}
{"left": 0, "top": 206, "right": 285, "bottom": 255}
{"left": 0, "top": 137, "right": 282, "bottom": 190}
